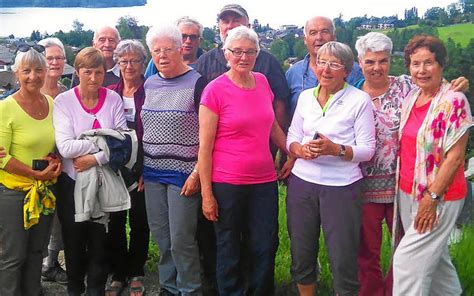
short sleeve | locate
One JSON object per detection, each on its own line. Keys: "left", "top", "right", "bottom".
{"left": 200, "top": 81, "right": 220, "bottom": 115}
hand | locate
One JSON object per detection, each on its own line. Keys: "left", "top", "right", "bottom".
{"left": 33, "top": 160, "right": 62, "bottom": 181}
{"left": 450, "top": 76, "right": 469, "bottom": 93}
{"left": 181, "top": 173, "right": 200, "bottom": 197}
{"left": 414, "top": 192, "right": 439, "bottom": 234}
{"left": 0, "top": 146, "right": 5, "bottom": 158}
{"left": 73, "top": 155, "right": 97, "bottom": 172}
{"left": 202, "top": 192, "right": 218, "bottom": 222}
{"left": 138, "top": 176, "right": 144, "bottom": 192}
{"left": 312, "top": 133, "right": 339, "bottom": 157}
{"left": 279, "top": 156, "right": 296, "bottom": 180}
{"left": 298, "top": 144, "right": 318, "bottom": 160}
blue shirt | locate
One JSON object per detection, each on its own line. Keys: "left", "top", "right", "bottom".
{"left": 285, "top": 54, "right": 364, "bottom": 115}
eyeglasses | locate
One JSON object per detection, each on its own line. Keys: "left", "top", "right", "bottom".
{"left": 227, "top": 48, "right": 258, "bottom": 57}
{"left": 152, "top": 48, "right": 178, "bottom": 56}
{"left": 316, "top": 59, "right": 344, "bottom": 71}
{"left": 46, "top": 56, "right": 65, "bottom": 63}
{"left": 17, "top": 44, "right": 45, "bottom": 53}
{"left": 182, "top": 34, "right": 200, "bottom": 41}
{"left": 118, "top": 59, "right": 143, "bottom": 66}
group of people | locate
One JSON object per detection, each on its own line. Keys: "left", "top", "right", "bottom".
{"left": 0, "top": 3, "right": 471, "bottom": 296}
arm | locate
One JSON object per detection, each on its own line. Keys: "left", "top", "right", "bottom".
{"left": 270, "top": 119, "right": 296, "bottom": 179}
{"left": 415, "top": 133, "right": 469, "bottom": 234}
{"left": 198, "top": 105, "right": 219, "bottom": 221}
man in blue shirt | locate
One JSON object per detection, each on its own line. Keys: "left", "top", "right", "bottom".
{"left": 286, "top": 16, "right": 363, "bottom": 115}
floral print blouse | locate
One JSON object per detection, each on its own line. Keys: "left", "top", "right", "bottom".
{"left": 358, "top": 75, "right": 414, "bottom": 203}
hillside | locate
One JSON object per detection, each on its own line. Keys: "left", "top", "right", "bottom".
{"left": 438, "top": 23, "right": 474, "bottom": 47}
{"left": 0, "top": 0, "right": 146, "bottom": 8}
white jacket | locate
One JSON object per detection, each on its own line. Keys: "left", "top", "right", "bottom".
{"left": 287, "top": 84, "right": 376, "bottom": 186}
{"left": 74, "top": 128, "right": 137, "bottom": 223}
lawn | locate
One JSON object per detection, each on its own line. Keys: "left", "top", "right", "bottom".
{"left": 438, "top": 23, "right": 474, "bottom": 47}
{"left": 145, "top": 183, "right": 474, "bottom": 295}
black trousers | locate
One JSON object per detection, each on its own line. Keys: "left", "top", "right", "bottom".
{"left": 56, "top": 173, "right": 107, "bottom": 295}
{"left": 106, "top": 188, "right": 150, "bottom": 282}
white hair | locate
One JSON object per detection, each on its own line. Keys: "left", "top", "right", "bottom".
{"left": 176, "top": 16, "right": 204, "bottom": 37}
{"left": 355, "top": 32, "right": 393, "bottom": 59}
{"left": 38, "top": 37, "right": 66, "bottom": 56}
{"left": 12, "top": 48, "right": 47, "bottom": 72}
{"left": 93, "top": 26, "right": 121, "bottom": 43}
{"left": 146, "top": 25, "right": 182, "bottom": 51}
{"left": 223, "top": 26, "right": 260, "bottom": 52}
{"left": 304, "top": 16, "right": 336, "bottom": 36}
{"left": 113, "top": 39, "right": 147, "bottom": 63}
{"left": 317, "top": 41, "right": 354, "bottom": 74}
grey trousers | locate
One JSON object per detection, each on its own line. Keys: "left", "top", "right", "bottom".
{"left": 0, "top": 185, "right": 53, "bottom": 296}
{"left": 286, "top": 175, "right": 362, "bottom": 296}
{"left": 393, "top": 191, "right": 463, "bottom": 296}
{"left": 145, "top": 182, "right": 202, "bottom": 296}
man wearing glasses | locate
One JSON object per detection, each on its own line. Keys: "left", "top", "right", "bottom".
{"left": 285, "top": 16, "right": 363, "bottom": 115}
{"left": 144, "top": 16, "right": 204, "bottom": 78}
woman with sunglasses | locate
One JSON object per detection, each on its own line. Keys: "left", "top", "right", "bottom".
{"left": 0, "top": 45, "right": 62, "bottom": 295}
{"left": 199, "top": 26, "right": 293, "bottom": 295}
{"left": 105, "top": 39, "right": 149, "bottom": 296}
{"left": 286, "top": 41, "right": 376, "bottom": 296}
{"left": 36, "top": 37, "right": 69, "bottom": 286}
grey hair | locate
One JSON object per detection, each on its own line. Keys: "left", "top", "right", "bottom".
{"left": 12, "top": 48, "right": 47, "bottom": 72}
{"left": 146, "top": 25, "right": 182, "bottom": 51}
{"left": 93, "top": 26, "right": 121, "bottom": 43}
{"left": 113, "top": 39, "right": 147, "bottom": 64}
{"left": 223, "top": 26, "right": 260, "bottom": 53}
{"left": 317, "top": 41, "right": 354, "bottom": 74}
{"left": 38, "top": 37, "right": 66, "bottom": 56}
{"left": 355, "top": 32, "right": 393, "bottom": 59}
{"left": 176, "top": 16, "right": 204, "bottom": 37}
{"left": 304, "top": 16, "right": 336, "bottom": 36}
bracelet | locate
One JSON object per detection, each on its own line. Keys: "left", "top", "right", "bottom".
{"left": 190, "top": 169, "right": 198, "bottom": 179}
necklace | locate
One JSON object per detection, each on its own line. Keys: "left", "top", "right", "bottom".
{"left": 17, "top": 91, "right": 46, "bottom": 117}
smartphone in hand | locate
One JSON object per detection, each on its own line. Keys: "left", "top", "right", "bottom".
{"left": 313, "top": 131, "right": 320, "bottom": 140}
{"left": 32, "top": 159, "right": 49, "bottom": 171}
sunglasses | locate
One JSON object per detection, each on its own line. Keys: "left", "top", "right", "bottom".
{"left": 17, "top": 44, "right": 45, "bottom": 53}
{"left": 182, "top": 34, "right": 200, "bottom": 41}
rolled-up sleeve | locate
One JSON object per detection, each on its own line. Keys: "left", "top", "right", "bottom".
{"left": 351, "top": 96, "right": 376, "bottom": 163}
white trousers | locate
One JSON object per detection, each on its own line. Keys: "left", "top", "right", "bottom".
{"left": 393, "top": 191, "right": 463, "bottom": 296}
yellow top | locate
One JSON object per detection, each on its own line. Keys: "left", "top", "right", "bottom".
{"left": 0, "top": 94, "right": 55, "bottom": 173}
{"left": 0, "top": 94, "right": 57, "bottom": 229}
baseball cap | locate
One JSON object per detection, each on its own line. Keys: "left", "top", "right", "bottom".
{"left": 218, "top": 4, "right": 249, "bottom": 20}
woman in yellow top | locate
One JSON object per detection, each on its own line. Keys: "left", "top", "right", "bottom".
{"left": 0, "top": 44, "right": 62, "bottom": 295}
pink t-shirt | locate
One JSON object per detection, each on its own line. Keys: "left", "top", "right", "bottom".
{"left": 399, "top": 101, "right": 466, "bottom": 201}
{"left": 201, "top": 72, "right": 277, "bottom": 185}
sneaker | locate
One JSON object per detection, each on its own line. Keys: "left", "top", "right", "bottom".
{"left": 42, "top": 261, "right": 68, "bottom": 285}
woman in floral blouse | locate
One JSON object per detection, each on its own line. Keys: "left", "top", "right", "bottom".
{"left": 354, "top": 32, "right": 468, "bottom": 296}
{"left": 393, "top": 35, "right": 472, "bottom": 295}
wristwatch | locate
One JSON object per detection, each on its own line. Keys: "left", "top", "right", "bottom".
{"left": 338, "top": 145, "right": 346, "bottom": 157}
{"left": 426, "top": 190, "right": 441, "bottom": 201}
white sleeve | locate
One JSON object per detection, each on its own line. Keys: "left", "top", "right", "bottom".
{"left": 286, "top": 93, "right": 306, "bottom": 151}
{"left": 350, "top": 94, "right": 376, "bottom": 162}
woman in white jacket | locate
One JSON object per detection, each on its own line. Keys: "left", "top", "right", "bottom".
{"left": 286, "top": 41, "right": 376, "bottom": 296}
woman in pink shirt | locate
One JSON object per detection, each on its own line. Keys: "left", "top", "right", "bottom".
{"left": 199, "top": 26, "right": 293, "bottom": 295}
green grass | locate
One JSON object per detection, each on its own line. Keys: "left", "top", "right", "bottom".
{"left": 144, "top": 184, "right": 474, "bottom": 294}
{"left": 438, "top": 23, "right": 474, "bottom": 47}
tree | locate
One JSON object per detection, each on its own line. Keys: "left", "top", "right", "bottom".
{"left": 30, "top": 30, "right": 41, "bottom": 41}
{"left": 116, "top": 16, "right": 144, "bottom": 39}
{"left": 270, "top": 39, "right": 289, "bottom": 64}
{"left": 72, "top": 19, "right": 84, "bottom": 32}
{"left": 404, "top": 7, "right": 419, "bottom": 25}
{"left": 293, "top": 38, "right": 307, "bottom": 60}
{"left": 201, "top": 27, "right": 216, "bottom": 51}
{"left": 423, "top": 7, "right": 449, "bottom": 25}
{"left": 8, "top": 34, "right": 15, "bottom": 39}
{"left": 252, "top": 19, "right": 263, "bottom": 33}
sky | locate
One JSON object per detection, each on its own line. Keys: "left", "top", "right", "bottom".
{"left": 0, "top": 0, "right": 457, "bottom": 37}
